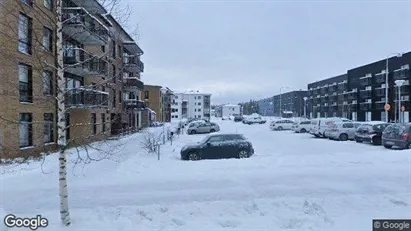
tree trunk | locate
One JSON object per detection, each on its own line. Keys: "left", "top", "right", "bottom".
{"left": 56, "top": 0, "right": 71, "bottom": 226}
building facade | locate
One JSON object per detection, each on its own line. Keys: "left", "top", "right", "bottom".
{"left": 222, "top": 104, "right": 241, "bottom": 117}
{"left": 171, "top": 91, "right": 212, "bottom": 121}
{"left": 272, "top": 90, "right": 308, "bottom": 117}
{"left": 307, "top": 74, "right": 348, "bottom": 119}
{"left": 140, "top": 85, "right": 173, "bottom": 123}
{"left": 257, "top": 97, "right": 275, "bottom": 116}
{"left": 0, "top": 0, "right": 144, "bottom": 158}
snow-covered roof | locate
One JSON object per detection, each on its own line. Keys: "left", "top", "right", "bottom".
{"left": 362, "top": 121, "right": 388, "bottom": 125}
{"left": 223, "top": 104, "right": 240, "bottom": 107}
{"left": 282, "top": 111, "right": 293, "bottom": 114}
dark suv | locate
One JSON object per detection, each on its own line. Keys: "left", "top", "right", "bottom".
{"left": 382, "top": 123, "right": 411, "bottom": 149}
{"left": 180, "top": 133, "right": 254, "bottom": 160}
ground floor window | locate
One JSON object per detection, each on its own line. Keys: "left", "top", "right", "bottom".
{"left": 44, "top": 113, "right": 54, "bottom": 143}
{"left": 19, "top": 113, "right": 32, "bottom": 147}
{"left": 365, "top": 111, "right": 371, "bottom": 121}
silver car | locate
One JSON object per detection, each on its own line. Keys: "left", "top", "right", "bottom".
{"left": 187, "top": 122, "right": 220, "bottom": 135}
{"left": 325, "top": 121, "right": 362, "bottom": 141}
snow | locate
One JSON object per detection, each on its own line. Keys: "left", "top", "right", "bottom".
{"left": 1, "top": 121, "right": 411, "bottom": 230}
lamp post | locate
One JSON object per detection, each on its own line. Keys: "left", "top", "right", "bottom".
{"left": 395, "top": 80, "right": 405, "bottom": 123}
{"left": 385, "top": 53, "right": 403, "bottom": 122}
{"left": 160, "top": 87, "right": 167, "bottom": 144}
{"left": 269, "top": 101, "right": 273, "bottom": 116}
{"left": 303, "top": 97, "right": 308, "bottom": 118}
{"left": 279, "top": 86, "right": 289, "bottom": 117}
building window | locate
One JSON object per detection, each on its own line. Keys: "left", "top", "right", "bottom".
{"left": 198, "top": 108, "right": 201, "bottom": 112}
{"left": 144, "top": 91, "right": 149, "bottom": 99}
{"left": 101, "top": 114, "right": 106, "bottom": 133}
{"left": 112, "top": 40, "right": 116, "bottom": 59}
{"left": 101, "top": 45, "right": 105, "bottom": 52}
{"left": 19, "top": 63, "right": 32, "bottom": 103}
{"left": 91, "top": 113, "right": 97, "bottom": 135}
{"left": 18, "top": 13, "right": 32, "bottom": 54}
{"left": 65, "top": 113, "right": 70, "bottom": 140}
{"left": 43, "top": 26, "right": 53, "bottom": 51}
{"left": 44, "top": 113, "right": 54, "bottom": 143}
{"left": 44, "top": 0, "right": 53, "bottom": 9}
{"left": 20, "top": 0, "right": 33, "bottom": 6}
{"left": 19, "top": 113, "right": 32, "bottom": 148}
{"left": 198, "top": 102, "right": 201, "bottom": 106}
{"left": 112, "top": 64, "right": 116, "bottom": 83}
{"left": 194, "top": 109, "right": 197, "bottom": 112}
{"left": 119, "top": 91, "right": 122, "bottom": 103}
{"left": 113, "top": 89, "right": 116, "bottom": 108}
{"left": 43, "top": 70, "right": 52, "bottom": 95}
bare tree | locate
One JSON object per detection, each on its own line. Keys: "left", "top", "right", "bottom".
{"left": 0, "top": 0, "right": 142, "bottom": 226}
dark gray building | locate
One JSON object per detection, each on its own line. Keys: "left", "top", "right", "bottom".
{"left": 347, "top": 51, "right": 411, "bottom": 122}
{"left": 307, "top": 74, "right": 348, "bottom": 118}
{"left": 257, "top": 97, "right": 275, "bottom": 116}
{"left": 272, "top": 90, "right": 308, "bottom": 117}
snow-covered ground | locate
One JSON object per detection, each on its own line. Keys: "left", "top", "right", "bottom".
{"left": 1, "top": 120, "right": 410, "bottom": 230}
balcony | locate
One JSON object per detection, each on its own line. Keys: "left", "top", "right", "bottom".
{"left": 123, "top": 56, "right": 144, "bottom": 73}
{"left": 375, "top": 88, "right": 385, "bottom": 97}
{"left": 347, "top": 92, "right": 357, "bottom": 100}
{"left": 123, "top": 99, "right": 145, "bottom": 110}
{"left": 62, "top": 7, "right": 109, "bottom": 45}
{"left": 359, "top": 90, "right": 372, "bottom": 99}
{"left": 393, "top": 65, "right": 410, "bottom": 80}
{"left": 122, "top": 74, "right": 144, "bottom": 91}
{"left": 123, "top": 42, "right": 144, "bottom": 56}
{"left": 65, "top": 88, "right": 109, "bottom": 109}
{"left": 64, "top": 48, "right": 107, "bottom": 76}
{"left": 375, "top": 72, "right": 386, "bottom": 84}
{"left": 359, "top": 77, "right": 372, "bottom": 87}
{"left": 375, "top": 102, "right": 385, "bottom": 110}
{"left": 359, "top": 102, "right": 372, "bottom": 111}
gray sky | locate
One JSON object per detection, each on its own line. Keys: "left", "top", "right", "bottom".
{"left": 126, "top": 0, "right": 411, "bottom": 105}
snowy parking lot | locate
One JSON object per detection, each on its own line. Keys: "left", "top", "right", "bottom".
{"left": 1, "top": 119, "right": 410, "bottom": 230}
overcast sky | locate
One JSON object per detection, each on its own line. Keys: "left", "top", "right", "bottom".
{"left": 125, "top": 0, "right": 411, "bottom": 105}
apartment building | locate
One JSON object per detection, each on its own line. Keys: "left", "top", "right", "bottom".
{"left": 257, "top": 97, "right": 275, "bottom": 116}
{"left": 307, "top": 74, "right": 348, "bottom": 119}
{"left": 221, "top": 104, "right": 241, "bottom": 117}
{"left": 140, "top": 85, "right": 173, "bottom": 125}
{"left": 0, "top": 0, "right": 144, "bottom": 158}
{"left": 171, "top": 91, "right": 212, "bottom": 121}
{"left": 271, "top": 90, "right": 308, "bottom": 117}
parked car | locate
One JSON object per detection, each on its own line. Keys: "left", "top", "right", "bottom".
{"left": 291, "top": 120, "right": 311, "bottom": 133}
{"left": 187, "top": 122, "right": 220, "bottom": 134}
{"left": 354, "top": 121, "right": 390, "bottom": 145}
{"left": 234, "top": 115, "right": 243, "bottom": 122}
{"left": 324, "top": 121, "right": 362, "bottom": 141}
{"left": 382, "top": 123, "right": 411, "bottom": 149}
{"left": 270, "top": 119, "right": 294, "bottom": 130}
{"left": 222, "top": 116, "right": 229, "bottom": 120}
{"left": 309, "top": 117, "right": 351, "bottom": 138}
{"left": 188, "top": 120, "right": 207, "bottom": 128}
{"left": 180, "top": 133, "right": 254, "bottom": 160}
{"left": 243, "top": 116, "right": 266, "bottom": 124}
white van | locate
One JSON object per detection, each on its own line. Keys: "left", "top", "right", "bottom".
{"left": 309, "top": 117, "right": 351, "bottom": 138}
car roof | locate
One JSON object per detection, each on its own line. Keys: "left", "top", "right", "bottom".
{"left": 361, "top": 121, "right": 388, "bottom": 125}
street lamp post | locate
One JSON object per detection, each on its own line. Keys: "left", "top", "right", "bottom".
{"left": 303, "top": 97, "right": 308, "bottom": 118}
{"left": 160, "top": 87, "right": 167, "bottom": 144}
{"left": 395, "top": 80, "right": 405, "bottom": 123}
{"left": 279, "top": 86, "right": 289, "bottom": 117}
{"left": 385, "top": 53, "right": 403, "bottom": 122}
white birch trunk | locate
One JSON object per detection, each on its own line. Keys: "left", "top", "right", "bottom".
{"left": 56, "top": 0, "right": 71, "bottom": 226}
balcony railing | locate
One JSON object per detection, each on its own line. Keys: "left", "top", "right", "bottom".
{"left": 122, "top": 74, "right": 144, "bottom": 91}
{"left": 359, "top": 77, "right": 372, "bottom": 86}
{"left": 359, "top": 90, "right": 372, "bottom": 99}
{"left": 375, "top": 88, "right": 385, "bottom": 97}
{"left": 64, "top": 47, "right": 107, "bottom": 76}
{"left": 375, "top": 73, "right": 386, "bottom": 84}
{"left": 393, "top": 67, "right": 410, "bottom": 80}
{"left": 123, "top": 56, "right": 144, "bottom": 73}
{"left": 124, "top": 100, "right": 145, "bottom": 110}
{"left": 65, "top": 88, "right": 109, "bottom": 108}
{"left": 62, "top": 7, "right": 109, "bottom": 45}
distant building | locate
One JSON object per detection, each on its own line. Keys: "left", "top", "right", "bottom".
{"left": 257, "top": 90, "right": 308, "bottom": 117}
{"left": 222, "top": 104, "right": 241, "bottom": 117}
{"left": 171, "top": 91, "right": 212, "bottom": 121}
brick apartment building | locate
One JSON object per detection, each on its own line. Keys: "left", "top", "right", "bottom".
{"left": 0, "top": 0, "right": 145, "bottom": 158}
{"left": 140, "top": 85, "right": 173, "bottom": 126}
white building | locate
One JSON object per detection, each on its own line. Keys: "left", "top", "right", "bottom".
{"left": 222, "top": 104, "right": 241, "bottom": 117}
{"left": 171, "top": 91, "right": 212, "bottom": 121}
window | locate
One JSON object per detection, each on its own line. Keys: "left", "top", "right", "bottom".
{"left": 198, "top": 109, "right": 201, "bottom": 112}
{"left": 144, "top": 91, "right": 149, "bottom": 99}
{"left": 194, "top": 109, "right": 197, "bottom": 112}
{"left": 91, "top": 113, "right": 97, "bottom": 135}
{"left": 19, "top": 113, "right": 32, "bottom": 148}
{"left": 19, "top": 63, "right": 32, "bottom": 103}
{"left": 119, "top": 91, "right": 122, "bottom": 103}
{"left": 198, "top": 96, "right": 202, "bottom": 99}
{"left": 208, "top": 135, "right": 224, "bottom": 143}
{"left": 112, "top": 40, "right": 116, "bottom": 59}
{"left": 44, "top": 0, "right": 53, "bottom": 9}
{"left": 20, "top": 0, "right": 33, "bottom": 6}
{"left": 198, "top": 102, "right": 201, "bottom": 106}
{"left": 65, "top": 113, "right": 70, "bottom": 140}
{"left": 102, "top": 86, "right": 105, "bottom": 92}
{"left": 101, "top": 114, "right": 106, "bottom": 133}
{"left": 18, "top": 13, "right": 32, "bottom": 54}
{"left": 101, "top": 45, "right": 105, "bottom": 52}
{"left": 112, "top": 89, "right": 116, "bottom": 108}
{"left": 43, "top": 26, "right": 53, "bottom": 51}
{"left": 44, "top": 113, "right": 53, "bottom": 143}
{"left": 112, "top": 64, "right": 116, "bottom": 83}
{"left": 43, "top": 70, "right": 52, "bottom": 95}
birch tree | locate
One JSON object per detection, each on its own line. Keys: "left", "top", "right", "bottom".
{"left": 0, "top": 0, "right": 141, "bottom": 226}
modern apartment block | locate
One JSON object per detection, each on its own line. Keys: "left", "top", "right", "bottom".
{"left": 257, "top": 97, "right": 276, "bottom": 116}
{"left": 307, "top": 52, "right": 411, "bottom": 122}
{"left": 256, "top": 91, "right": 308, "bottom": 117}
{"left": 0, "top": 0, "right": 144, "bottom": 158}
{"left": 171, "top": 91, "right": 212, "bottom": 121}
{"left": 307, "top": 74, "right": 348, "bottom": 119}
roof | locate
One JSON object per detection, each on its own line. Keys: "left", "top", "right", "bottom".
{"left": 361, "top": 121, "right": 388, "bottom": 125}
{"left": 223, "top": 104, "right": 240, "bottom": 107}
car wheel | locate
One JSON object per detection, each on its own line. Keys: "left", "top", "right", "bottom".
{"left": 339, "top": 133, "right": 348, "bottom": 141}
{"left": 188, "top": 152, "right": 201, "bottom": 161}
{"left": 238, "top": 149, "right": 249, "bottom": 158}
{"left": 300, "top": 128, "right": 307, "bottom": 133}
{"left": 384, "top": 145, "right": 392, "bottom": 149}
{"left": 210, "top": 129, "right": 216, "bottom": 133}
{"left": 190, "top": 130, "right": 196, "bottom": 134}
{"left": 277, "top": 126, "right": 283, "bottom": 131}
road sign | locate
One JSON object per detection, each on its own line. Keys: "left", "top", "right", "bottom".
{"left": 384, "top": 104, "right": 391, "bottom": 111}
{"left": 401, "top": 105, "right": 406, "bottom": 112}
